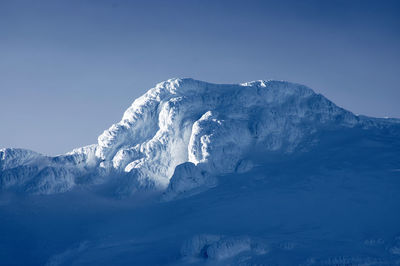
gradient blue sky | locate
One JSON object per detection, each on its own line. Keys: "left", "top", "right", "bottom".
{"left": 1, "top": 0, "right": 399, "bottom": 155}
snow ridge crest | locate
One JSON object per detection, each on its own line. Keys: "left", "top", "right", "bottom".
{"left": 0, "top": 78, "right": 367, "bottom": 195}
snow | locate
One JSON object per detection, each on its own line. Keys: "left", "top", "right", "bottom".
{"left": 1, "top": 78, "right": 373, "bottom": 195}
{"left": 163, "top": 162, "right": 217, "bottom": 200}
{"left": 180, "top": 234, "right": 266, "bottom": 261}
{"left": 93, "top": 78, "right": 364, "bottom": 194}
{"left": 0, "top": 78, "right": 400, "bottom": 265}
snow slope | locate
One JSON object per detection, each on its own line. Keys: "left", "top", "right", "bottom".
{"left": 2, "top": 78, "right": 393, "bottom": 196}
{"left": 1, "top": 123, "right": 399, "bottom": 265}
{"left": 1, "top": 78, "right": 400, "bottom": 265}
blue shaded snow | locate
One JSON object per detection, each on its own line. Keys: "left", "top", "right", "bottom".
{"left": 1, "top": 126, "right": 400, "bottom": 265}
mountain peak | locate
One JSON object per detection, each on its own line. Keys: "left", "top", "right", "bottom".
{"left": 0, "top": 78, "right": 389, "bottom": 195}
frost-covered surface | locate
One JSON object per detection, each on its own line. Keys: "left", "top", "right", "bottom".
{"left": 1, "top": 78, "right": 390, "bottom": 196}
{"left": 0, "top": 146, "right": 97, "bottom": 194}
{"left": 180, "top": 234, "right": 268, "bottom": 261}
{"left": 94, "top": 78, "right": 361, "bottom": 193}
{"left": 1, "top": 78, "right": 400, "bottom": 265}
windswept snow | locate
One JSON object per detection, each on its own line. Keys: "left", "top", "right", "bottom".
{"left": 0, "top": 78, "right": 379, "bottom": 195}
{"left": 1, "top": 78, "right": 400, "bottom": 265}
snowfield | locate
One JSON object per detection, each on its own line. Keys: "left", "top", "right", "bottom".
{"left": 1, "top": 78, "right": 400, "bottom": 265}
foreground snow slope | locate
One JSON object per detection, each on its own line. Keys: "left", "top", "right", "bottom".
{"left": 1, "top": 78, "right": 397, "bottom": 196}
{"left": 1, "top": 124, "right": 399, "bottom": 265}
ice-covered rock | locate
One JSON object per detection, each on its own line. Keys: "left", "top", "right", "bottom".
{"left": 206, "top": 236, "right": 252, "bottom": 260}
{"left": 180, "top": 234, "right": 222, "bottom": 258}
{"left": 0, "top": 146, "right": 97, "bottom": 194}
{"left": 162, "top": 162, "right": 217, "bottom": 200}
{"left": 93, "top": 78, "right": 360, "bottom": 193}
{"left": 1, "top": 78, "right": 397, "bottom": 195}
{"left": 181, "top": 234, "right": 268, "bottom": 261}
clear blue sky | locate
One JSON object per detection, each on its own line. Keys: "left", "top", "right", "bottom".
{"left": 1, "top": 0, "right": 399, "bottom": 155}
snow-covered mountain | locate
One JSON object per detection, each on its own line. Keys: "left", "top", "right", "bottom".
{"left": 1, "top": 78, "right": 400, "bottom": 265}
{"left": 0, "top": 78, "right": 398, "bottom": 197}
